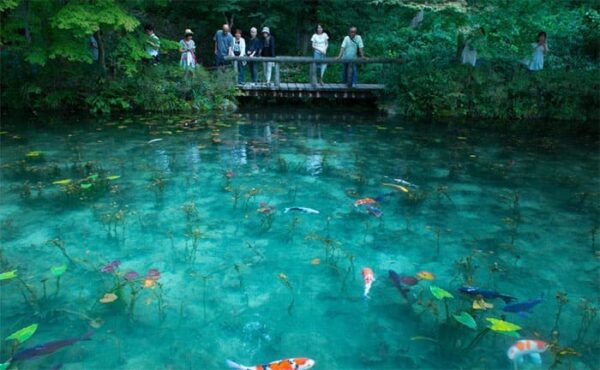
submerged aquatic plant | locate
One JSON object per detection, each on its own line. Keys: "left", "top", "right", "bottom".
{"left": 430, "top": 285, "right": 454, "bottom": 322}
{"left": 50, "top": 264, "right": 67, "bottom": 296}
{"left": 574, "top": 298, "right": 597, "bottom": 346}
{"left": 45, "top": 238, "right": 75, "bottom": 264}
{"left": 551, "top": 291, "right": 569, "bottom": 337}
{"left": 278, "top": 273, "right": 295, "bottom": 315}
{"left": 184, "top": 228, "right": 202, "bottom": 263}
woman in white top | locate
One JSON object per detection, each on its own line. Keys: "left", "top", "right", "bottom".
{"left": 233, "top": 29, "right": 246, "bottom": 84}
{"left": 527, "top": 31, "right": 548, "bottom": 71}
{"left": 310, "top": 24, "right": 329, "bottom": 84}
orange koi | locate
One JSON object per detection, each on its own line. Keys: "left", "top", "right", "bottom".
{"left": 354, "top": 198, "right": 376, "bottom": 207}
{"left": 226, "top": 358, "right": 315, "bottom": 370}
{"left": 362, "top": 267, "right": 375, "bottom": 298}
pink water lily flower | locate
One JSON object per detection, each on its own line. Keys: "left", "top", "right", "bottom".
{"left": 124, "top": 271, "right": 139, "bottom": 281}
{"left": 101, "top": 260, "right": 121, "bottom": 273}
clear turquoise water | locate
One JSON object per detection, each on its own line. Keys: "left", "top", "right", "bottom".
{"left": 0, "top": 111, "right": 598, "bottom": 370}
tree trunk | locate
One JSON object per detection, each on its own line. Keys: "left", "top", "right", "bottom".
{"left": 94, "top": 30, "right": 107, "bottom": 76}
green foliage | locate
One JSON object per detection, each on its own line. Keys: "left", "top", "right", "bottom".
{"left": 1, "top": 0, "right": 598, "bottom": 120}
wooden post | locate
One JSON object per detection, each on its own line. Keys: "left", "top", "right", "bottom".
{"left": 274, "top": 63, "right": 280, "bottom": 87}
{"left": 233, "top": 60, "right": 239, "bottom": 84}
{"left": 310, "top": 62, "right": 318, "bottom": 88}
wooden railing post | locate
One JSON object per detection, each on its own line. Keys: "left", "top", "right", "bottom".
{"left": 310, "top": 62, "right": 318, "bottom": 88}
{"left": 233, "top": 60, "right": 239, "bottom": 84}
{"left": 345, "top": 62, "right": 353, "bottom": 88}
{"left": 274, "top": 63, "right": 280, "bottom": 87}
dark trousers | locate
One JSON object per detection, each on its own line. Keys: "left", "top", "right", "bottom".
{"left": 236, "top": 61, "right": 245, "bottom": 84}
{"left": 342, "top": 63, "right": 358, "bottom": 86}
{"left": 248, "top": 62, "right": 258, "bottom": 82}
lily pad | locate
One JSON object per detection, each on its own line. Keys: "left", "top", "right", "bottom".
{"left": 87, "top": 173, "right": 99, "bottom": 180}
{"left": 106, "top": 175, "right": 120, "bottom": 181}
{"left": 0, "top": 270, "right": 17, "bottom": 281}
{"left": 430, "top": 285, "right": 454, "bottom": 300}
{"left": 498, "top": 330, "right": 521, "bottom": 338}
{"left": 6, "top": 323, "right": 38, "bottom": 343}
{"left": 50, "top": 264, "right": 67, "bottom": 277}
{"left": 52, "top": 179, "right": 72, "bottom": 185}
{"left": 453, "top": 312, "right": 477, "bottom": 330}
{"left": 80, "top": 183, "right": 92, "bottom": 189}
{"left": 0, "top": 362, "right": 9, "bottom": 370}
{"left": 25, "top": 151, "right": 42, "bottom": 157}
{"left": 486, "top": 318, "right": 522, "bottom": 332}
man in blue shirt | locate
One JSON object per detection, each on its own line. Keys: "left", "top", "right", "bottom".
{"left": 214, "top": 24, "right": 233, "bottom": 66}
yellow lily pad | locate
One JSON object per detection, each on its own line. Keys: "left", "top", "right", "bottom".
{"left": 26, "top": 151, "right": 43, "bottom": 157}
{"left": 52, "top": 179, "right": 72, "bottom": 185}
{"left": 0, "top": 270, "right": 17, "bottom": 281}
{"left": 486, "top": 318, "right": 521, "bottom": 332}
{"left": 106, "top": 175, "right": 120, "bottom": 181}
{"left": 6, "top": 323, "right": 38, "bottom": 343}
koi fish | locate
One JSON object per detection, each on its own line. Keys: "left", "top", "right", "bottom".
{"left": 362, "top": 267, "right": 375, "bottom": 298}
{"left": 12, "top": 331, "right": 93, "bottom": 362}
{"left": 458, "top": 286, "right": 516, "bottom": 303}
{"left": 226, "top": 358, "right": 315, "bottom": 370}
{"left": 284, "top": 207, "right": 319, "bottom": 214}
{"left": 393, "top": 178, "right": 419, "bottom": 189}
{"left": 503, "top": 296, "right": 543, "bottom": 316}
{"left": 365, "top": 205, "right": 383, "bottom": 218}
{"left": 147, "top": 138, "right": 163, "bottom": 144}
{"left": 507, "top": 340, "right": 548, "bottom": 366}
{"left": 354, "top": 198, "right": 376, "bottom": 206}
{"left": 382, "top": 183, "right": 409, "bottom": 193}
{"left": 388, "top": 270, "right": 410, "bottom": 300}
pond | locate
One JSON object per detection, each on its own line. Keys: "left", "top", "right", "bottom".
{"left": 0, "top": 110, "right": 598, "bottom": 370}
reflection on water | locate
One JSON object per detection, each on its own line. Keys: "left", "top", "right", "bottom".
{"left": 0, "top": 110, "right": 598, "bottom": 370}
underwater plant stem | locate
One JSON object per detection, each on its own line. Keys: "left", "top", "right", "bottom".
{"left": 461, "top": 328, "right": 491, "bottom": 354}
{"left": 41, "top": 279, "right": 47, "bottom": 300}
{"left": 443, "top": 299, "right": 450, "bottom": 322}
{"left": 55, "top": 276, "right": 61, "bottom": 296}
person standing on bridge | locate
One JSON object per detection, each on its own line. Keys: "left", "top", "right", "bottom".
{"left": 233, "top": 29, "right": 246, "bottom": 84}
{"left": 260, "top": 27, "right": 276, "bottom": 85}
{"left": 246, "top": 27, "right": 262, "bottom": 84}
{"left": 179, "top": 29, "right": 197, "bottom": 75}
{"left": 214, "top": 24, "right": 234, "bottom": 67}
{"left": 311, "top": 24, "right": 329, "bottom": 84}
{"left": 337, "top": 26, "right": 364, "bottom": 87}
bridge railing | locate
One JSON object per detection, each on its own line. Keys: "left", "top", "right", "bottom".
{"left": 224, "top": 56, "right": 401, "bottom": 88}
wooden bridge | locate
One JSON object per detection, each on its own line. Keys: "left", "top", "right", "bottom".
{"left": 224, "top": 56, "right": 401, "bottom": 99}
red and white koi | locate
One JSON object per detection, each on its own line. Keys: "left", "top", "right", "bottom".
{"left": 507, "top": 340, "right": 548, "bottom": 366}
{"left": 361, "top": 267, "right": 375, "bottom": 298}
{"left": 226, "top": 358, "right": 315, "bottom": 370}
{"left": 354, "top": 198, "right": 376, "bottom": 207}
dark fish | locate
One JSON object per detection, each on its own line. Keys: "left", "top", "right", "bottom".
{"left": 373, "top": 192, "right": 394, "bottom": 203}
{"left": 365, "top": 205, "right": 382, "bottom": 218}
{"left": 503, "top": 296, "right": 543, "bottom": 316}
{"left": 388, "top": 270, "right": 410, "bottom": 300}
{"left": 12, "top": 331, "right": 93, "bottom": 362}
{"left": 399, "top": 275, "right": 418, "bottom": 286}
{"left": 458, "top": 286, "right": 516, "bottom": 303}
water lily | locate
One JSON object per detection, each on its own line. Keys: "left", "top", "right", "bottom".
{"left": 124, "top": 271, "right": 139, "bottom": 281}
{"left": 145, "top": 268, "right": 160, "bottom": 280}
{"left": 430, "top": 285, "right": 454, "bottom": 300}
{"left": 473, "top": 298, "right": 493, "bottom": 310}
{"left": 80, "top": 183, "right": 92, "bottom": 189}
{"left": 0, "top": 270, "right": 17, "bottom": 281}
{"left": 101, "top": 260, "right": 120, "bottom": 273}
{"left": 52, "top": 179, "right": 72, "bottom": 185}
{"left": 99, "top": 293, "right": 118, "bottom": 303}
{"left": 50, "top": 264, "right": 67, "bottom": 277}
{"left": 486, "top": 317, "right": 522, "bottom": 332}
{"left": 6, "top": 323, "right": 38, "bottom": 343}
{"left": 453, "top": 312, "right": 477, "bottom": 330}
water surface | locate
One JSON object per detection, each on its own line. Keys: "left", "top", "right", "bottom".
{"left": 0, "top": 111, "right": 598, "bottom": 369}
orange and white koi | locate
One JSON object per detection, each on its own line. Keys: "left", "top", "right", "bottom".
{"left": 226, "top": 358, "right": 315, "bottom": 370}
{"left": 507, "top": 340, "right": 548, "bottom": 366}
{"left": 361, "top": 267, "right": 375, "bottom": 298}
{"left": 354, "top": 198, "right": 376, "bottom": 207}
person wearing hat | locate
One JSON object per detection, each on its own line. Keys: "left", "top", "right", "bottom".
{"left": 214, "top": 24, "right": 234, "bottom": 67}
{"left": 179, "top": 29, "right": 197, "bottom": 74}
{"left": 260, "top": 26, "right": 276, "bottom": 84}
